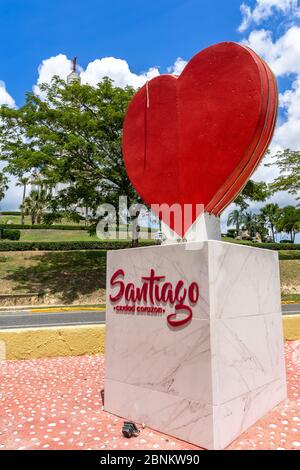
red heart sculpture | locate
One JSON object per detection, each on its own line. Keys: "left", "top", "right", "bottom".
{"left": 122, "top": 42, "right": 278, "bottom": 237}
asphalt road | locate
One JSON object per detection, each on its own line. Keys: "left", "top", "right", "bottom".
{"left": 0, "top": 304, "right": 299, "bottom": 330}
{"left": 0, "top": 309, "right": 106, "bottom": 330}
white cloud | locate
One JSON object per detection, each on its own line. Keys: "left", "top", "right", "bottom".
{"left": 243, "top": 25, "right": 300, "bottom": 151}
{"left": 0, "top": 80, "right": 15, "bottom": 107}
{"left": 237, "top": 0, "right": 300, "bottom": 213}
{"left": 167, "top": 57, "right": 187, "bottom": 75}
{"left": 33, "top": 54, "right": 190, "bottom": 96}
{"left": 80, "top": 57, "right": 159, "bottom": 88}
{"left": 274, "top": 76, "right": 300, "bottom": 149}
{"left": 34, "top": 54, "right": 160, "bottom": 94}
{"left": 244, "top": 26, "right": 300, "bottom": 75}
{"left": 33, "top": 54, "right": 74, "bottom": 96}
{"left": 238, "top": 0, "right": 300, "bottom": 32}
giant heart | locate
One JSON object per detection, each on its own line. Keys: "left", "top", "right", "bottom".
{"left": 122, "top": 42, "right": 278, "bottom": 237}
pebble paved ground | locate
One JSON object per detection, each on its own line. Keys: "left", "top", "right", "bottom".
{"left": 0, "top": 341, "right": 299, "bottom": 450}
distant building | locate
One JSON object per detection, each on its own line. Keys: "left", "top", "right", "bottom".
{"left": 67, "top": 57, "right": 81, "bottom": 84}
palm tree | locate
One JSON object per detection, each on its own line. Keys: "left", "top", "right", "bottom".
{"left": 227, "top": 209, "right": 245, "bottom": 235}
{"left": 23, "top": 189, "right": 49, "bottom": 225}
{"left": 242, "top": 211, "right": 268, "bottom": 241}
{"left": 17, "top": 176, "right": 30, "bottom": 225}
{"left": 243, "top": 211, "right": 257, "bottom": 238}
{"left": 275, "top": 206, "right": 300, "bottom": 243}
{"left": 260, "top": 203, "right": 280, "bottom": 242}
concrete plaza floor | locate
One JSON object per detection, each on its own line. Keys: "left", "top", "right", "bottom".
{"left": 0, "top": 342, "right": 299, "bottom": 451}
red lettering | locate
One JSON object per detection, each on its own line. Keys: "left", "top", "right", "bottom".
{"left": 188, "top": 282, "right": 199, "bottom": 303}
{"left": 125, "top": 283, "right": 135, "bottom": 302}
{"left": 161, "top": 283, "right": 175, "bottom": 303}
{"left": 167, "top": 305, "right": 193, "bottom": 328}
{"left": 110, "top": 268, "right": 200, "bottom": 329}
{"left": 142, "top": 269, "right": 165, "bottom": 304}
{"left": 135, "top": 283, "right": 148, "bottom": 302}
{"left": 109, "top": 269, "right": 125, "bottom": 302}
{"left": 175, "top": 280, "right": 187, "bottom": 303}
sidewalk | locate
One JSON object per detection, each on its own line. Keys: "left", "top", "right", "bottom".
{"left": 0, "top": 342, "right": 299, "bottom": 450}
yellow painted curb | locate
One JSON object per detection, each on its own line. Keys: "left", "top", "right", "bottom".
{"left": 283, "top": 315, "right": 300, "bottom": 341}
{"left": 282, "top": 301, "right": 300, "bottom": 305}
{"left": 0, "top": 317, "right": 298, "bottom": 361}
{"left": 30, "top": 307, "right": 105, "bottom": 313}
{"left": 0, "top": 325, "right": 105, "bottom": 360}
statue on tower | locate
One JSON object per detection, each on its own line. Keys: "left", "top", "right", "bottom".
{"left": 67, "top": 56, "right": 80, "bottom": 84}
{"left": 72, "top": 56, "right": 77, "bottom": 73}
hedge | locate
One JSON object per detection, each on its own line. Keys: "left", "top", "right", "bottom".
{"left": 0, "top": 240, "right": 155, "bottom": 251}
{"left": 279, "top": 251, "right": 300, "bottom": 260}
{"left": 0, "top": 211, "right": 21, "bottom": 216}
{"left": 228, "top": 240, "right": 300, "bottom": 251}
{"left": 0, "top": 237, "right": 298, "bottom": 252}
{"left": 1, "top": 229, "right": 21, "bottom": 241}
{"left": 0, "top": 224, "right": 87, "bottom": 231}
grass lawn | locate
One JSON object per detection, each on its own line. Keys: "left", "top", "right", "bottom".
{"left": 0, "top": 215, "right": 87, "bottom": 226}
{"left": 0, "top": 215, "right": 31, "bottom": 225}
{"left": 280, "top": 259, "right": 300, "bottom": 297}
{"left": 282, "top": 293, "right": 300, "bottom": 303}
{"left": 0, "top": 250, "right": 299, "bottom": 307}
{"left": 0, "top": 250, "right": 106, "bottom": 305}
{"left": 20, "top": 230, "right": 99, "bottom": 242}
{"left": 19, "top": 229, "right": 155, "bottom": 242}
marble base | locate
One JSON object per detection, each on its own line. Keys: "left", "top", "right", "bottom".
{"left": 161, "top": 212, "right": 221, "bottom": 244}
{"left": 104, "top": 241, "right": 286, "bottom": 449}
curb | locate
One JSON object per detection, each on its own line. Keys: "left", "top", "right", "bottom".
{"left": 0, "top": 317, "right": 299, "bottom": 361}
{"left": 0, "top": 325, "right": 105, "bottom": 360}
{"left": 29, "top": 307, "right": 105, "bottom": 313}
{"left": 283, "top": 314, "right": 300, "bottom": 341}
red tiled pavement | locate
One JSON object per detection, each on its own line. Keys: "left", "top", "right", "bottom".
{"left": 0, "top": 341, "right": 299, "bottom": 451}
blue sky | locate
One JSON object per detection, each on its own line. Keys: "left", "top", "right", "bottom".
{"left": 1, "top": 0, "right": 244, "bottom": 106}
{"left": 0, "top": 0, "right": 299, "bottom": 238}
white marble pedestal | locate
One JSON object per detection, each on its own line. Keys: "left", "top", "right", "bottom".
{"left": 104, "top": 241, "right": 286, "bottom": 449}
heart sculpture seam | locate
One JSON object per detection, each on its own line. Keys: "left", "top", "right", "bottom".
{"left": 122, "top": 42, "right": 278, "bottom": 237}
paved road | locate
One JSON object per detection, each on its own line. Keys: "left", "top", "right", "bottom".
{"left": 0, "top": 309, "right": 106, "bottom": 330}
{"left": 282, "top": 303, "right": 300, "bottom": 315}
{"left": 0, "top": 304, "right": 299, "bottom": 329}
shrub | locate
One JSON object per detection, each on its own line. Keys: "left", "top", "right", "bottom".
{"left": 279, "top": 251, "right": 300, "bottom": 260}
{"left": 226, "top": 229, "right": 236, "bottom": 239}
{"left": 1, "top": 229, "right": 21, "bottom": 240}
{"left": 0, "top": 240, "right": 155, "bottom": 251}
{"left": 0, "top": 211, "right": 21, "bottom": 216}
{"left": 0, "top": 224, "right": 87, "bottom": 231}
{"left": 230, "top": 240, "right": 300, "bottom": 250}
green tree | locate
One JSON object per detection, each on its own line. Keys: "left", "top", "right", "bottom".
{"left": 242, "top": 211, "right": 268, "bottom": 241}
{"left": 243, "top": 211, "right": 256, "bottom": 238}
{"left": 16, "top": 176, "right": 30, "bottom": 224}
{"left": 259, "top": 203, "right": 280, "bottom": 242}
{"left": 0, "top": 171, "right": 8, "bottom": 205}
{"left": 227, "top": 209, "right": 245, "bottom": 234}
{"left": 275, "top": 206, "right": 300, "bottom": 243}
{"left": 0, "top": 76, "right": 138, "bottom": 221}
{"left": 23, "top": 188, "right": 50, "bottom": 225}
{"left": 267, "top": 150, "right": 300, "bottom": 196}
{"left": 234, "top": 180, "right": 269, "bottom": 210}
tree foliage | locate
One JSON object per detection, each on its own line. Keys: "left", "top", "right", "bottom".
{"left": 0, "top": 77, "right": 137, "bottom": 216}
{"left": 234, "top": 180, "right": 269, "bottom": 210}
{"left": 23, "top": 188, "right": 50, "bottom": 225}
{"left": 267, "top": 149, "right": 300, "bottom": 197}
{"left": 275, "top": 206, "right": 300, "bottom": 243}
{"left": 0, "top": 171, "right": 8, "bottom": 203}
{"left": 259, "top": 203, "right": 280, "bottom": 242}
